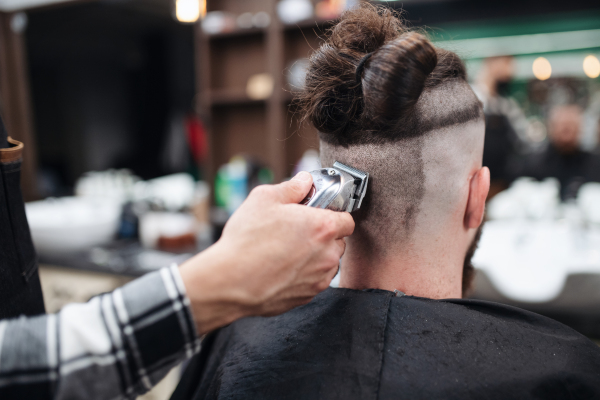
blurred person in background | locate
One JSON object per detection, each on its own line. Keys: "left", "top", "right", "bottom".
{"left": 518, "top": 104, "right": 600, "bottom": 200}
{"left": 594, "top": 116, "right": 600, "bottom": 155}
{"left": 473, "top": 56, "right": 528, "bottom": 198}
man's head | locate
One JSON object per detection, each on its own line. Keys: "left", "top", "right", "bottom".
{"left": 548, "top": 105, "right": 582, "bottom": 154}
{"left": 479, "top": 56, "right": 515, "bottom": 96}
{"left": 299, "top": 5, "right": 489, "bottom": 296}
{"left": 484, "top": 56, "right": 515, "bottom": 82}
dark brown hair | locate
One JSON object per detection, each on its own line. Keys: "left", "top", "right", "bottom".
{"left": 299, "top": 4, "right": 481, "bottom": 147}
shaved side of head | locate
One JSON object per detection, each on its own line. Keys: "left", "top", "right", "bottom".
{"left": 320, "top": 81, "right": 484, "bottom": 257}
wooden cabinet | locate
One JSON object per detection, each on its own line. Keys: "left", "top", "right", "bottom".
{"left": 195, "top": 0, "right": 332, "bottom": 182}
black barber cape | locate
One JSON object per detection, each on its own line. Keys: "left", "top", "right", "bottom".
{"left": 173, "top": 288, "right": 600, "bottom": 400}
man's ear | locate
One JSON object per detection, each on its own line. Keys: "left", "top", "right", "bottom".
{"left": 464, "top": 167, "right": 490, "bottom": 229}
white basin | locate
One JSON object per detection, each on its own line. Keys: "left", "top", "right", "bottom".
{"left": 26, "top": 197, "right": 121, "bottom": 255}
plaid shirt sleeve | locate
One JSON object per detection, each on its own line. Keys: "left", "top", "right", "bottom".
{"left": 0, "top": 264, "right": 201, "bottom": 400}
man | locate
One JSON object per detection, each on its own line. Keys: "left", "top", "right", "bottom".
{"left": 520, "top": 105, "right": 600, "bottom": 199}
{"left": 172, "top": 6, "right": 600, "bottom": 399}
{"left": 473, "top": 56, "right": 528, "bottom": 198}
{"left": 0, "top": 115, "right": 355, "bottom": 398}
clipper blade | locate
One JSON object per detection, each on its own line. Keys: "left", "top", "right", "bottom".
{"left": 332, "top": 161, "right": 369, "bottom": 212}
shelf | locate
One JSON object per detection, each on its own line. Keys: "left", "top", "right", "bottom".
{"left": 204, "top": 20, "right": 334, "bottom": 39}
{"left": 210, "top": 89, "right": 299, "bottom": 106}
{"left": 207, "top": 27, "right": 266, "bottom": 40}
{"left": 197, "top": 0, "right": 333, "bottom": 183}
{"left": 210, "top": 89, "right": 267, "bottom": 106}
{"left": 283, "top": 19, "right": 335, "bottom": 32}
{"left": 211, "top": 104, "right": 269, "bottom": 170}
{"left": 210, "top": 35, "right": 266, "bottom": 91}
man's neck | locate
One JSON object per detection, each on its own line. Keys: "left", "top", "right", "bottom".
{"left": 338, "top": 236, "right": 464, "bottom": 299}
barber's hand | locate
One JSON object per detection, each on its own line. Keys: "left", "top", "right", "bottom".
{"left": 179, "top": 172, "right": 355, "bottom": 334}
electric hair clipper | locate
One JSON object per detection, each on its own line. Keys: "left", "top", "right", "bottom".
{"left": 300, "top": 161, "right": 369, "bottom": 212}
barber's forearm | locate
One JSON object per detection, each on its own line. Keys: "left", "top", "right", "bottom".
{"left": 179, "top": 242, "right": 263, "bottom": 335}
{"left": 179, "top": 174, "right": 355, "bottom": 335}
{"left": 0, "top": 265, "right": 200, "bottom": 400}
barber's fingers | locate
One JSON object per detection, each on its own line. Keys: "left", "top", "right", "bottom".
{"left": 314, "top": 245, "right": 341, "bottom": 292}
{"left": 334, "top": 238, "right": 346, "bottom": 258}
{"left": 326, "top": 211, "right": 355, "bottom": 239}
{"left": 303, "top": 209, "right": 354, "bottom": 242}
{"left": 321, "top": 240, "right": 344, "bottom": 276}
{"left": 324, "top": 260, "right": 340, "bottom": 283}
{"left": 271, "top": 171, "right": 314, "bottom": 204}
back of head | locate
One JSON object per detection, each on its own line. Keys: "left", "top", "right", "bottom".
{"left": 299, "top": 4, "right": 484, "bottom": 257}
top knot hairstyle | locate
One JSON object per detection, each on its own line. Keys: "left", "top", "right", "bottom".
{"left": 299, "top": 4, "right": 481, "bottom": 147}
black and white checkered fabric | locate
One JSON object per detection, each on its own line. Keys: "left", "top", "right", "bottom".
{"left": 0, "top": 265, "right": 200, "bottom": 399}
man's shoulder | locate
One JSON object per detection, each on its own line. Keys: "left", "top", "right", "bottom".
{"left": 174, "top": 289, "right": 600, "bottom": 400}
{"left": 387, "top": 295, "right": 600, "bottom": 355}
{"left": 217, "top": 288, "right": 599, "bottom": 355}
{"left": 173, "top": 288, "right": 396, "bottom": 399}
{"left": 380, "top": 296, "right": 600, "bottom": 398}
{"left": 218, "top": 288, "right": 600, "bottom": 366}
{"left": 395, "top": 295, "right": 579, "bottom": 331}
{"left": 221, "top": 287, "right": 394, "bottom": 353}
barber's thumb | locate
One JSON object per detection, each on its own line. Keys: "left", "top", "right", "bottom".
{"left": 275, "top": 171, "right": 313, "bottom": 204}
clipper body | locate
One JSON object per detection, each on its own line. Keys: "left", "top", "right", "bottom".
{"left": 301, "top": 161, "right": 369, "bottom": 213}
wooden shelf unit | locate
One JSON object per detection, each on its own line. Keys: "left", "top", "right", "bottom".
{"left": 195, "top": 0, "right": 334, "bottom": 183}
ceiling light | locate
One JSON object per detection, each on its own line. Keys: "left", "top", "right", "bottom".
{"left": 583, "top": 55, "right": 600, "bottom": 79}
{"left": 532, "top": 57, "right": 552, "bottom": 81}
{"left": 175, "top": 0, "right": 205, "bottom": 24}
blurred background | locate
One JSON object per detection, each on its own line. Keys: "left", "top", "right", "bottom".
{"left": 0, "top": 0, "right": 599, "bottom": 397}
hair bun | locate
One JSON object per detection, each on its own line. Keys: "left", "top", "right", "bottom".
{"left": 299, "top": 4, "right": 438, "bottom": 146}
{"left": 302, "top": 43, "right": 363, "bottom": 140}
{"left": 362, "top": 32, "right": 437, "bottom": 132}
